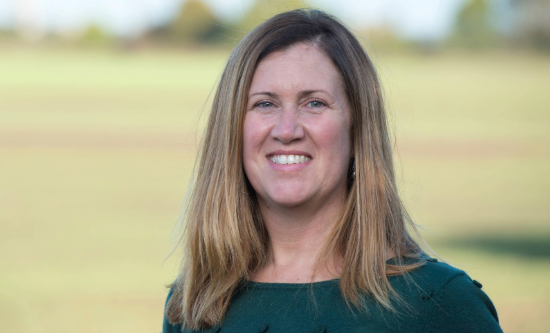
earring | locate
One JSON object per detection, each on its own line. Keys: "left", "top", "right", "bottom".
{"left": 348, "top": 158, "right": 356, "bottom": 183}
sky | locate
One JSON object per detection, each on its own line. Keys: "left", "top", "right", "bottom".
{"left": 0, "top": 0, "right": 469, "bottom": 41}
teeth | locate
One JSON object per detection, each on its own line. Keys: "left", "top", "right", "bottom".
{"left": 270, "top": 155, "right": 311, "bottom": 165}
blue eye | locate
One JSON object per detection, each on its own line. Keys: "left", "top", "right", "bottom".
{"left": 256, "top": 101, "right": 274, "bottom": 108}
{"left": 308, "top": 100, "right": 324, "bottom": 108}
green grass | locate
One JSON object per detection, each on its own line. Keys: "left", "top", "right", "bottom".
{"left": 0, "top": 47, "right": 549, "bottom": 333}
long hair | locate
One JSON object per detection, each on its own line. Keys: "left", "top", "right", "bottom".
{"left": 166, "top": 9, "right": 428, "bottom": 330}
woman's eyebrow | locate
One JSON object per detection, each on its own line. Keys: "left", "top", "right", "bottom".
{"left": 298, "top": 90, "right": 330, "bottom": 98}
{"left": 249, "top": 90, "right": 330, "bottom": 99}
{"left": 249, "top": 91, "right": 278, "bottom": 98}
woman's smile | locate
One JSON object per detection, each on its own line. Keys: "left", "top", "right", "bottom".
{"left": 266, "top": 151, "right": 313, "bottom": 172}
{"left": 269, "top": 154, "right": 311, "bottom": 165}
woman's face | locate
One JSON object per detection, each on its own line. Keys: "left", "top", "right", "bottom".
{"left": 243, "top": 43, "right": 352, "bottom": 210}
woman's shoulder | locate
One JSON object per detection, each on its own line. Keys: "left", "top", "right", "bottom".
{"left": 398, "top": 257, "right": 493, "bottom": 303}
{"left": 395, "top": 257, "right": 471, "bottom": 290}
{"left": 391, "top": 257, "right": 502, "bottom": 332}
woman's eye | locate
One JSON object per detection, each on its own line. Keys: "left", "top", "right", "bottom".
{"left": 256, "top": 101, "right": 274, "bottom": 108}
{"left": 307, "top": 100, "right": 325, "bottom": 108}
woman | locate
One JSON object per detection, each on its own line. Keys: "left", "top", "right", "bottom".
{"left": 163, "top": 9, "right": 502, "bottom": 333}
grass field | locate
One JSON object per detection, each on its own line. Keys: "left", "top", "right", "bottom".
{"left": 0, "top": 47, "right": 549, "bottom": 332}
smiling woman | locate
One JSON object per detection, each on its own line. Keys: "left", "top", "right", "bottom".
{"left": 162, "top": 9, "right": 502, "bottom": 333}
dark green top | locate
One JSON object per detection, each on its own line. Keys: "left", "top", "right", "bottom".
{"left": 162, "top": 259, "right": 502, "bottom": 333}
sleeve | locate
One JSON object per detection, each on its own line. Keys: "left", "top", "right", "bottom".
{"left": 424, "top": 273, "right": 503, "bottom": 333}
{"left": 162, "top": 288, "right": 183, "bottom": 333}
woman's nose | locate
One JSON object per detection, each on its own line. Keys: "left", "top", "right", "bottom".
{"left": 270, "top": 107, "right": 305, "bottom": 144}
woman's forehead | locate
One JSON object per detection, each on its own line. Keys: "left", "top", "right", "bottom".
{"left": 250, "top": 43, "right": 344, "bottom": 95}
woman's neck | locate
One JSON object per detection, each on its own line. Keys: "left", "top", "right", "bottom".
{"left": 250, "top": 196, "right": 345, "bottom": 283}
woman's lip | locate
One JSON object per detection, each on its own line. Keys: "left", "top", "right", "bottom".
{"left": 266, "top": 150, "right": 312, "bottom": 158}
{"left": 267, "top": 157, "right": 311, "bottom": 170}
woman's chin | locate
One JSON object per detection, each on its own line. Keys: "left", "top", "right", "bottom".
{"left": 261, "top": 193, "right": 312, "bottom": 209}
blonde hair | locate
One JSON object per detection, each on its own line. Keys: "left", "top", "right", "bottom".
{"left": 166, "top": 9, "right": 428, "bottom": 330}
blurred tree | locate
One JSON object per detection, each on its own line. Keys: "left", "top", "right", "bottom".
{"left": 450, "top": 0, "right": 497, "bottom": 48}
{"left": 149, "top": 0, "right": 225, "bottom": 44}
{"left": 511, "top": 0, "right": 550, "bottom": 50}
{"left": 0, "top": 29, "right": 16, "bottom": 39}
{"left": 78, "top": 25, "right": 113, "bottom": 46}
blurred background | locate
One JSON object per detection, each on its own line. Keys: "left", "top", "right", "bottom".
{"left": 0, "top": 0, "right": 549, "bottom": 332}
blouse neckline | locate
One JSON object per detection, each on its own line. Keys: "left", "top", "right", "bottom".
{"left": 244, "top": 255, "right": 424, "bottom": 289}
{"left": 244, "top": 279, "right": 340, "bottom": 289}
